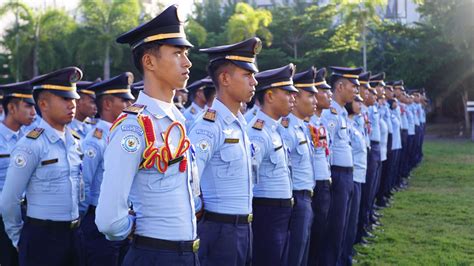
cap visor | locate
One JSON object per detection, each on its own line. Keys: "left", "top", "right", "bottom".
{"left": 24, "top": 98, "right": 36, "bottom": 105}
{"left": 280, "top": 85, "right": 298, "bottom": 93}
{"left": 349, "top": 79, "right": 360, "bottom": 86}
{"left": 49, "top": 90, "right": 80, "bottom": 100}
{"left": 158, "top": 38, "right": 194, "bottom": 48}
{"left": 116, "top": 92, "right": 136, "bottom": 101}
{"left": 298, "top": 86, "right": 318, "bottom": 93}
{"left": 232, "top": 61, "right": 258, "bottom": 73}
{"left": 316, "top": 83, "right": 331, "bottom": 90}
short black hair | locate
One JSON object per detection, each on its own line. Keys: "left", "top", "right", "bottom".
{"left": 203, "top": 86, "right": 216, "bottom": 101}
{"left": 345, "top": 102, "right": 355, "bottom": 115}
{"left": 96, "top": 94, "right": 113, "bottom": 114}
{"left": 208, "top": 60, "right": 235, "bottom": 89}
{"left": 132, "top": 42, "right": 162, "bottom": 75}
{"left": 255, "top": 89, "right": 268, "bottom": 107}
{"left": 1, "top": 97, "right": 20, "bottom": 116}
{"left": 329, "top": 76, "right": 343, "bottom": 91}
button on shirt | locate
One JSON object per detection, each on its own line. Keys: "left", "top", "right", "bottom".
{"left": 281, "top": 113, "right": 315, "bottom": 191}
{"left": 0, "top": 123, "right": 22, "bottom": 200}
{"left": 0, "top": 119, "right": 83, "bottom": 246}
{"left": 248, "top": 110, "right": 292, "bottom": 199}
{"left": 69, "top": 118, "right": 93, "bottom": 140}
{"left": 309, "top": 114, "right": 331, "bottom": 181}
{"left": 95, "top": 92, "right": 197, "bottom": 242}
{"left": 183, "top": 102, "right": 205, "bottom": 131}
{"left": 349, "top": 116, "right": 367, "bottom": 183}
{"left": 368, "top": 105, "right": 381, "bottom": 142}
{"left": 321, "top": 101, "right": 353, "bottom": 167}
{"left": 188, "top": 99, "right": 253, "bottom": 215}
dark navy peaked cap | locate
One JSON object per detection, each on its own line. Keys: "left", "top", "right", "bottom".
{"left": 293, "top": 67, "right": 318, "bottom": 93}
{"left": 314, "top": 68, "right": 331, "bottom": 90}
{"left": 358, "top": 72, "right": 372, "bottom": 89}
{"left": 88, "top": 72, "right": 135, "bottom": 100}
{"left": 369, "top": 72, "right": 386, "bottom": 87}
{"left": 256, "top": 64, "right": 298, "bottom": 93}
{"left": 187, "top": 76, "right": 214, "bottom": 93}
{"left": 116, "top": 5, "right": 193, "bottom": 50}
{"left": 200, "top": 37, "right": 262, "bottom": 73}
{"left": 31, "top": 66, "right": 82, "bottom": 99}
{"left": 0, "top": 80, "right": 35, "bottom": 104}
{"left": 76, "top": 79, "right": 101, "bottom": 99}
{"left": 393, "top": 80, "right": 405, "bottom": 91}
{"left": 330, "top": 66, "right": 363, "bottom": 86}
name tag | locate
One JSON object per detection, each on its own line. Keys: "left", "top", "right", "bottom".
{"left": 41, "top": 158, "right": 59, "bottom": 166}
{"left": 224, "top": 138, "right": 239, "bottom": 144}
{"left": 298, "top": 140, "right": 308, "bottom": 145}
{"left": 274, "top": 145, "right": 283, "bottom": 151}
{"left": 0, "top": 154, "right": 10, "bottom": 158}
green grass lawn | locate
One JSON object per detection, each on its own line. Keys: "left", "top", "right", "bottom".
{"left": 354, "top": 139, "right": 474, "bottom": 265}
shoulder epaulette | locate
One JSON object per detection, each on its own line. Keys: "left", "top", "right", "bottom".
{"left": 281, "top": 117, "right": 289, "bottom": 128}
{"left": 70, "top": 129, "right": 81, "bottom": 140}
{"left": 93, "top": 128, "right": 103, "bottom": 139}
{"left": 123, "top": 104, "right": 146, "bottom": 115}
{"left": 26, "top": 128, "right": 44, "bottom": 139}
{"left": 203, "top": 109, "right": 216, "bottom": 122}
{"left": 190, "top": 107, "right": 196, "bottom": 114}
{"left": 252, "top": 119, "right": 265, "bottom": 130}
{"left": 85, "top": 118, "right": 97, "bottom": 125}
{"left": 330, "top": 107, "right": 338, "bottom": 115}
{"left": 304, "top": 118, "right": 310, "bottom": 123}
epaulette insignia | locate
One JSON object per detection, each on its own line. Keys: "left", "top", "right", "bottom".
{"left": 93, "top": 128, "right": 103, "bottom": 139}
{"left": 253, "top": 109, "right": 257, "bottom": 115}
{"left": 330, "top": 107, "right": 338, "bottom": 115}
{"left": 281, "top": 117, "right": 289, "bottom": 128}
{"left": 203, "top": 109, "right": 216, "bottom": 122}
{"left": 71, "top": 130, "right": 81, "bottom": 140}
{"left": 85, "top": 118, "right": 97, "bottom": 125}
{"left": 190, "top": 107, "right": 196, "bottom": 114}
{"left": 123, "top": 104, "right": 146, "bottom": 115}
{"left": 252, "top": 119, "right": 264, "bottom": 130}
{"left": 304, "top": 118, "right": 310, "bottom": 123}
{"left": 26, "top": 128, "right": 44, "bottom": 139}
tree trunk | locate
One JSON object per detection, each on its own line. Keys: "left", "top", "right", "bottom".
{"left": 461, "top": 85, "right": 469, "bottom": 133}
{"left": 33, "top": 21, "right": 40, "bottom": 77}
{"left": 293, "top": 42, "right": 297, "bottom": 59}
{"left": 362, "top": 24, "right": 367, "bottom": 71}
{"left": 104, "top": 44, "right": 110, "bottom": 79}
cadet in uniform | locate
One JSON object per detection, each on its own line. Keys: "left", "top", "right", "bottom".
{"left": 394, "top": 81, "right": 409, "bottom": 188}
{"left": 387, "top": 97, "right": 402, "bottom": 195}
{"left": 95, "top": 5, "right": 199, "bottom": 265}
{"left": 308, "top": 68, "right": 333, "bottom": 266}
{"left": 0, "top": 67, "right": 84, "bottom": 265}
{"left": 320, "top": 66, "right": 361, "bottom": 265}
{"left": 183, "top": 76, "right": 215, "bottom": 130}
{"left": 248, "top": 64, "right": 297, "bottom": 266}
{"left": 0, "top": 81, "right": 36, "bottom": 266}
{"left": 280, "top": 67, "right": 317, "bottom": 266}
{"left": 69, "top": 80, "right": 99, "bottom": 140}
{"left": 81, "top": 73, "right": 134, "bottom": 265}
{"left": 188, "top": 37, "right": 260, "bottom": 266}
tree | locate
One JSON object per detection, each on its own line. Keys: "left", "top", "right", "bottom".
{"left": 226, "top": 3, "right": 272, "bottom": 45}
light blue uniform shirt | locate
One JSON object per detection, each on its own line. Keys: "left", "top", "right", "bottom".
{"left": 188, "top": 99, "right": 253, "bottom": 215}
{"left": 411, "top": 103, "right": 420, "bottom": 126}
{"left": 309, "top": 114, "right": 331, "bottom": 181}
{"left": 379, "top": 105, "right": 388, "bottom": 161}
{"left": 406, "top": 104, "right": 416, "bottom": 135}
{"left": 0, "top": 123, "right": 22, "bottom": 200}
{"left": 248, "top": 110, "right": 292, "bottom": 199}
{"left": 390, "top": 108, "right": 402, "bottom": 150}
{"left": 81, "top": 119, "right": 112, "bottom": 208}
{"left": 281, "top": 113, "right": 315, "bottom": 191}
{"left": 368, "top": 105, "right": 381, "bottom": 142}
{"left": 360, "top": 104, "right": 371, "bottom": 149}
{"left": 321, "top": 101, "right": 353, "bottom": 167}
{"left": 69, "top": 118, "right": 93, "bottom": 140}
{"left": 244, "top": 105, "right": 259, "bottom": 123}
{"left": 419, "top": 104, "right": 426, "bottom": 124}
{"left": 0, "top": 112, "right": 4, "bottom": 121}
{"left": 349, "top": 116, "right": 367, "bottom": 183}
{"left": 399, "top": 103, "right": 408, "bottom": 130}
{"left": 95, "top": 92, "right": 197, "bottom": 242}
{"left": 0, "top": 119, "right": 83, "bottom": 246}
{"left": 183, "top": 102, "right": 205, "bottom": 131}
{"left": 21, "top": 116, "right": 41, "bottom": 133}
{"left": 382, "top": 102, "right": 393, "bottom": 134}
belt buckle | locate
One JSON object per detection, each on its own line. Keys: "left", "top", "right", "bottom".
{"left": 290, "top": 198, "right": 295, "bottom": 207}
{"left": 70, "top": 219, "right": 79, "bottom": 229}
{"left": 329, "top": 178, "right": 332, "bottom": 185}
{"left": 192, "top": 239, "right": 200, "bottom": 253}
{"left": 247, "top": 214, "right": 253, "bottom": 223}
{"left": 310, "top": 190, "right": 314, "bottom": 197}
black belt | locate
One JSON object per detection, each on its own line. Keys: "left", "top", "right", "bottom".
{"left": 87, "top": 205, "right": 96, "bottom": 215}
{"left": 203, "top": 211, "right": 253, "bottom": 224}
{"left": 293, "top": 190, "right": 313, "bottom": 198}
{"left": 253, "top": 197, "right": 294, "bottom": 208}
{"left": 316, "top": 180, "right": 332, "bottom": 186}
{"left": 370, "top": 141, "right": 380, "bottom": 145}
{"left": 330, "top": 165, "right": 353, "bottom": 174}
{"left": 26, "top": 217, "right": 80, "bottom": 230}
{"left": 133, "top": 235, "right": 200, "bottom": 253}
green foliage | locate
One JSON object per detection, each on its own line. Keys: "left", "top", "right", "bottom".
{"left": 226, "top": 3, "right": 272, "bottom": 45}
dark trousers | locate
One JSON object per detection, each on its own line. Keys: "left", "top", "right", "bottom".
{"left": 377, "top": 134, "right": 393, "bottom": 204}
{"left": 414, "top": 125, "right": 422, "bottom": 166}
{"left": 198, "top": 218, "right": 252, "bottom": 266}
{"left": 82, "top": 207, "right": 129, "bottom": 266}
{"left": 399, "top": 130, "right": 409, "bottom": 179}
{"left": 406, "top": 135, "right": 416, "bottom": 174}
{"left": 341, "top": 182, "right": 361, "bottom": 266}
{"left": 320, "top": 166, "right": 354, "bottom": 266}
{"left": 123, "top": 244, "right": 199, "bottom": 266}
{"left": 19, "top": 217, "right": 84, "bottom": 266}
{"left": 389, "top": 149, "right": 402, "bottom": 191}
{"left": 0, "top": 216, "right": 19, "bottom": 266}
{"left": 288, "top": 191, "right": 313, "bottom": 266}
{"left": 308, "top": 180, "right": 331, "bottom": 266}
{"left": 252, "top": 201, "right": 292, "bottom": 266}
{"left": 358, "top": 142, "right": 381, "bottom": 241}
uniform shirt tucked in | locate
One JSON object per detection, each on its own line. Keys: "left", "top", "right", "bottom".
{"left": 378, "top": 103, "right": 389, "bottom": 161}
{"left": 309, "top": 114, "right": 331, "bottom": 181}
{"left": 368, "top": 105, "right": 381, "bottom": 142}
{"left": 0, "top": 119, "right": 83, "bottom": 246}
{"left": 390, "top": 107, "right": 402, "bottom": 150}
{"left": 248, "top": 110, "right": 292, "bottom": 199}
{"left": 183, "top": 102, "right": 205, "bottom": 131}
{"left": 321, "top": 101, "right": 353, "bottom": 167}
{"left": 0, "top": 123, "right": 22, "bottom": 200}
{"left": 349, "top": 116, "right": 367, "bottom": 183}
{"left": 399, "top": 103, "right": 409, "bottom": 130}
{"left": 95, "top": 92, "right": 197, "bottom": 242}
{"left": 383, "top": 102, "right": 393, "bottom": 134}
{"left": 188, "top": 99, "right": 253, "bottom": 215}
{"left": 406, "top": 104, "right": 416, "bottom": 135}
{"left": 419, "top": 104, "right": 426, "bottom": 124}
{"left": 412, "top": 103, "right": 421, "bottom": 126}
{"left": 360, "top": 104, "right": 371, "bottom": 149}
{"left": 281, "top": 113, "right": 315, "bottom": 191}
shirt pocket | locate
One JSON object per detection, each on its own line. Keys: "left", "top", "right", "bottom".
{"left": 34, "top": 162, "right": 67, "bottom": 192}
{"left": 269, "top": 149, "right": 287, "bottom": 176}
{"left": 0, "top": 157, "right": 9, "bottom": 171}
{"left": 146, "top": 162, "right": 184, "bottom": 192}
{"left": 217, "top": 144, "right": 244, "bottom": 178}
{"left": 338, "top": 127, "right": 349, "bottom": 141}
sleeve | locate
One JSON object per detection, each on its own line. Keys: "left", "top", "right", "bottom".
{"left": 0, "top": 143, "right": 39, "bottom": 247}
{"left": 80, "top": 138, "right": 102, "bottom": 213}
{"left": 95, "top": 120, "right": 143, "bottom": 241}
{"left": 188, "top": 122, "right": 218, "bottom": 178}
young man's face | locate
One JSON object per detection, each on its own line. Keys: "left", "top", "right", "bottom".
{"left": 316, "top": 89, "right": 332, "bottom": 110}
{"left": 77, "top": 93, "right": 97, "bottom": 118}
{"left": 40, "top": 92, "right": 76, "bottom": 125}
{"left": 151, "top": 45, "right": 192, "bottom": 90}
{"left": 352, "top": 100, "right": 362, "bottom": 114}
{"left": 226, "top": 66, "right": 258, "bottom": 103}
{"left": 269, "top": 88, "right": 295, "bottom": 118}
{"left": 336, "top": 79, "right": 357, "bottom": 104}
{"left": 10, "top": 100, "right": 36, "bottom": 126}
{"left": 109, "top": 96, "right": 132, "bottom": 120}
{"left": 294, "top": 89, "right": 317, "bottom": 118}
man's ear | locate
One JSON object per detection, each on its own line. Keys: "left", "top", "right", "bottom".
{"left": 142, "top": 53, "right": 156, "bottom": 72}
{"left": 219, "top": 71, "right": 230, "bottom": 88}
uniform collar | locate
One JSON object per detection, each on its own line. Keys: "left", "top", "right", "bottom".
{"left": 0, "top": 122, "right": 20, "bottom": 141}
{"left": 211, "top": 99, "right": 247, "bottom": 126}
{"left": 70, "top": 118, "right": 85, "bottom": 133}
{"left": 40, "top": 119, "right": 74, "bottom": 144}
{"left": 287, "top": 113, "right": 305, "bottom": 129}
{"left": 136, "top": 91, "right": 185, "bottom": 123}
{"left": 331, "top": 100, "right": 347, "bottom": 116}
{"left": 190, "top": 102, "right": 205, "bottom": 113}
{"left": 95, "top": 119, "right": 112, "bottom": 132}
{"left": 255, "top": 109, "right": 279, "bottom": 132}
